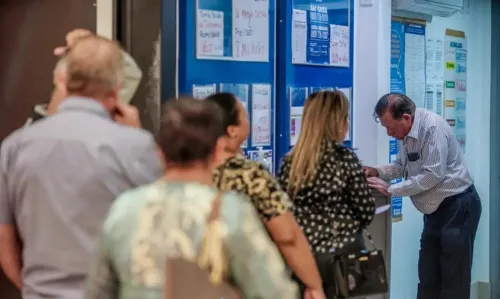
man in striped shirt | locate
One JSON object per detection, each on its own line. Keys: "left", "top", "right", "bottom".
{"left": 363, "top": 93, "right": 481, "bottom": 299}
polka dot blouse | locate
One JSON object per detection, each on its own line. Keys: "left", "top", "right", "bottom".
{"left": 277, "top": 141, "right": 376, "bottom": 254}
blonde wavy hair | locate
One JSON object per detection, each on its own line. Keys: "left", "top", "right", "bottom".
{"left": 287, "top": 90, "right": 349, "bottom": 196}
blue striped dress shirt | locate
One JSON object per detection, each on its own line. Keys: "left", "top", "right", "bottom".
{"left": 377, "top": 108, "right": 473, "bottom": 214}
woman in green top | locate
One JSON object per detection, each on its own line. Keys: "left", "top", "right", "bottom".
{"left": 84, "top": 98, "right": 297, "bottom": 299}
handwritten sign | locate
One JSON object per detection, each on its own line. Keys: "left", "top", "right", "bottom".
{"left": 251, "top": 84, "right": 271, "bottom": 146}
{"left": 232, "top": 0, "right": 269, "bottom": 62}
{"left": 196, "top": 9, "right": 224, "bottom": 58}
{"left": 192, "top": 84, "right": 216, "bottom": 99}
{"left": 329, "top": 24, "right": 350, "bottom": 67}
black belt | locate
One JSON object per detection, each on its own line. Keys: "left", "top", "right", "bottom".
{"left": 444, "top": 185, "right": 475, "bottom": 201}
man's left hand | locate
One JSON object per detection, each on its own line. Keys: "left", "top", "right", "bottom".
{"left": 367, "top": 177, "right": 391, "bottom": 196}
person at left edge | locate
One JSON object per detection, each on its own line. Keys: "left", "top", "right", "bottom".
{"left": 0, "top": 35, "right": 164, "bottom": 299}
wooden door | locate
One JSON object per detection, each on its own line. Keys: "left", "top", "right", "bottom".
{"left": 0, "top": 1, "right": 95, "bottom": 297}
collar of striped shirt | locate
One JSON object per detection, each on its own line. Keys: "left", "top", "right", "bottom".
{"left": 406, "top": 108, "right": 422, "bottom": 140}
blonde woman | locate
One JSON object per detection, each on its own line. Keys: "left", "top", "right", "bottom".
{"left": 277, "top": 90, "right": 376, "bottom": 298}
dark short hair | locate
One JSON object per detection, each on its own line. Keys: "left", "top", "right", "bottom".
{"left": 158, "top": 98, "right": 225, "bottom": 165}
{"left": 205, "top": 92, "right": 240, "bottom": 133}
{"left": 373, "top": 93, "right": 416, "bottom": 122}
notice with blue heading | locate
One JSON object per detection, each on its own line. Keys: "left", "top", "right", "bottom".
{"left": 389, "top": 20, "right": 405, "bottom": 223}
{"left": 390, "top": 21, "right": 405, "bottom": 94}
{"left": 307, "top": 1, "right": 329, "bottom": 65}
{"left": 389, "top": 138, "right": 403, "bottom": 222}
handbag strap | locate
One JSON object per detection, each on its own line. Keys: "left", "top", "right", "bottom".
{"left": 207, "top": 192, "right": 223, "bottom": 223}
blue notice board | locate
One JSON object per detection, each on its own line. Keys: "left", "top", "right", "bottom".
{"left": 275, "top": 0, "right": 354, "bottom": 170}
{"left": 173, "top": 0, "right": 277, "bottom": 173}
{"left": 291, "top": 0, "right": 350, "bottom": 67}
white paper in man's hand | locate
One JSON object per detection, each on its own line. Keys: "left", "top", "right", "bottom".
{"left": 375, "top": 204, "right": 391, "bottom": 215}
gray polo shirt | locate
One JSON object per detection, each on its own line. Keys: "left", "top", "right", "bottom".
{"left": 0, "top": 97, "right": 163, "bottom": 299}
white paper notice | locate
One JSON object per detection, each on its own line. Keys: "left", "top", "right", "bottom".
{"left": 426, "top": 37, "right": 445, "bottom": 82}
{"left": 232, "top": 0, "right": 269, "bottom": 62}
{"left": 375, "top": 204, "right": 391, "bottom": 215}
{"left": 192, "top": 84, "right": 216, "bottom": 99}
{"left": 196, "top": 9, "right": 224, "bottom": 58}
{"left": 435, "top": 83, "right": 443, "bottom": 116}
{"left": 329, "top": 25, "right": 350, "bottom": 67}
{"left": 425, "top": 84, "right": 435, "bottom": 112}
{"left": 435, "top": 39, "right": 444, "bottom": 81}
{"left": 405, "top": 31, "right": 426, "bottom": 108}
{"left": 251, "top": 84, "right": 272, "bottom": 146}
{"left": 425, "top": 37, "right": 435, "bottom": 80}
{"left": 291, "top": 9, "right": 307, "bottom": 64}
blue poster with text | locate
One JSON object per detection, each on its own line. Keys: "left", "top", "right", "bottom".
{"left": 390, "top": 21, "right": 405, "bottom": 95}
{"left": 307, "top": 1, "right": 330, "bottom": 64}
{"left": 389, "top": 20, "right": 405, "bottom": 222}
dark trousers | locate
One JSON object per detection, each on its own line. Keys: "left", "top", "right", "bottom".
{"left": 417, "top": 185, "right": 482, "bottom": 299}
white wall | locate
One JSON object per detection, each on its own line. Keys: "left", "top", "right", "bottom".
{"left": 96, "top": 0, "right": 114, "bottom": 39}
{"left": 354, "top": 0, "right": 491, "bottom": 298}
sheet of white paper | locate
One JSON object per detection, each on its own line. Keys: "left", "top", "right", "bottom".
{"left": 329, "top": 24, "right": 350, "bottom": 67}
{"left": 435, "top": 83, "right": 443, "bottom": 116}
{"left": 291, "top": 9, "right": 307, "bottom": 64}
{"left": 251, "top": 84, "right": 272, "bottom": 146}
{"left": 435, "top": 39, "right": 444, "bottom": 81}
{"left": 405, "top": 31, "right": 426, "bottom": 108}
{"left": 426, "top": 37, "right": 435, "bottom": 78}
{"left": 192, "top": 84, "right": 216, "bottom": 99}
{"left": 375, "top": 204, "right": 391, "bottom": 215}
{"left": 232, "top": 0, "right": 269, "bottom": 62}
{"left": 425, "top": 83, "right": 435, "bottom": 112}
{"left": 196, "top": 9, "right": 224, "bottom": 58}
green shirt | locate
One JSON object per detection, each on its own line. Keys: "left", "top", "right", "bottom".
{"left": 84, "top": 181, "right": 298, "bottom": 299}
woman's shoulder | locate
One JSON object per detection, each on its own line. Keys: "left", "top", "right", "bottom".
{"left": 323, "top": 141, "right": 360, "bottom": 163}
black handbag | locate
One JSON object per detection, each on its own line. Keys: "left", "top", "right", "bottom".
{"left": 333, "top": 230, "right": 388, "bottom": 298}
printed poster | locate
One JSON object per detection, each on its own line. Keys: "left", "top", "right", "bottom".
{"left": 444, "top": 29, "right": 467, "bottom": 153}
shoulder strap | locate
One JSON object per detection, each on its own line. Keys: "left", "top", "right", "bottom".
{"left": 207, "top": 192, "right": 223, "bottom": 223}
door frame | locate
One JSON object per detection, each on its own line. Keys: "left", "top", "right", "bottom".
{"left": 490, "top": 1, "right": 500, "bottom": 298}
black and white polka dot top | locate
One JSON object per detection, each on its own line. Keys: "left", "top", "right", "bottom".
{"left": 277, "top": 141, "right": 376, "bottom": 254}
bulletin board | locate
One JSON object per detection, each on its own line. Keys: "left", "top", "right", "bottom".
{"left": 291, "top": 0, "right": 350, "bottom": 67}
{"left": 275, "top": 0, "right": 355, "bottom": 169}
{"left": 176, "top": 0, "right": 276, "bottom": 173}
